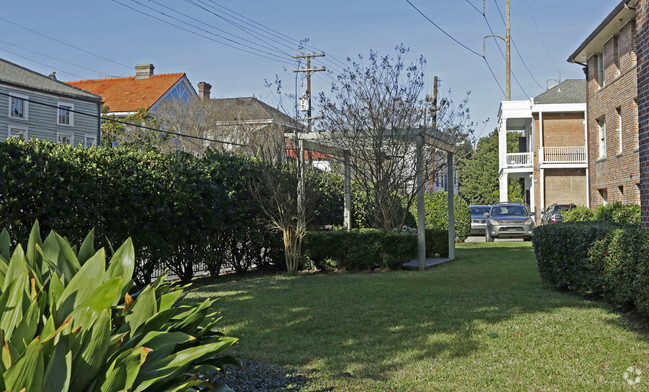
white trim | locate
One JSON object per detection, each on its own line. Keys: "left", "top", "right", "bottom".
{"left": 56, "top": 131, "right": 74, "bottom": 145}
{"left": 531, "top": 103, "right": 586, "bottom": 113}
{"left": 539, "top": 163, "right": 588, "bottom": 169}
{"left": 7, "top": 125, "right": 28, "bottom": 139}
{"left": 83, "top": 133, "right": 97, "bottom": 147}
{"left": 540, "top": 168, "right": 545, "bottom": 212}
{"left": 57, "top": 101, "right": 74, "bottom": 127}
{"left": 8, "top": 92, "right": 29, "bottom": 121}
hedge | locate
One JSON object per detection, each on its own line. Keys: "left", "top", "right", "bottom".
{"left": 532, "top": 222, "right": 649, "bottom": 315}
{"left": 303, "top": 228, "right": 448, "bottom": 271}
{"left": 407, "top": 191, "right": 471, "bottom": 242}
{"left": 0, "top": 138, "right": 283, "bottom": 284}
{"left": 563, "top": 202, "right": 641, "bottom": 224}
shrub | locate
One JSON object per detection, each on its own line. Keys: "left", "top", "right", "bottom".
{"left": 303, "top": 228, "right": 448, "bottom": 271}
{"left": 562, "top": 203, "right": 640, "bottom": 224}
{"left": 0, "top": 221, "right": 237, "bottom": 391}
{"left": 533, "top": 221, "right": 649, "bottom": 316}
{"left": 408, "top": 191, "right": 471, "bottom": 242}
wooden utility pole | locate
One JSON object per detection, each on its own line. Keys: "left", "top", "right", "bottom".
{"left": 293, "top": 53, "right": 325, "bottom": 227}
{"left": 506, "top": 0, "right": 511, "bottom": 100}
{"left": 426, "top": 76, "right": 438, "bottom": 192}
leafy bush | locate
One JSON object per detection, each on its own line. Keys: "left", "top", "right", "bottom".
{"left": 407, "top": 191, "right": 471, "bottom": 242}
{"left": 562, "top": 202, "right": 640, "bottom": 224}
{"left": 0, "top": 222, "right": 237, "bottom": 391}
{"left": 533, "top": 221, "right": 649, "bottom": 316}
{"left": 303, "top": 228, "right": 448, "bottom": 271}
{"left": 0, "top": 139, "right": 282, "bottom": 284}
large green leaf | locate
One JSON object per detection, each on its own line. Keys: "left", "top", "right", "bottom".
{"left": 0, "top": 259, "right": 29, "bottom": 341}
{"left": 105, "top": 237, "right": 135, "bottom": 305}
{"left": 55, "top": 233, "right": 82, "bottom": 276}
{"left": 77, "top": 228, "right": 96, "bottom": 265}
{"left": 68, "top": 277, "right": 121, "bottom": 328}
{"left": 0, "top": 229, "right": 10, "bottom": 262}
{"left": 70, "top": 309, "right": 111, "bottom": 392}
{"left": 4, "top": 337, "right": 44, "bottom": 392}
{"left": 26, "top": 220, "right": 43, "bottom": 273}
{"left": 96, "top": 347, "right": 149, "bottom": 392}
{"left": 43, "top": 332, "right": 72, "bottom": 392}
{"left": 125, "top": 285, "right": 157, "bottom": 337}
{"left": 10, "top": 299, "right": 40, "bottom": 353}
{"left": 56, "top": 248, "right": 106, "bottom": 325}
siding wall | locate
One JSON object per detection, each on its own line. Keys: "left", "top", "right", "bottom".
{"left": 0, "top": 84, "right": 100, "bottom": 145}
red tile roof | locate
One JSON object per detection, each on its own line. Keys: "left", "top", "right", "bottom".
{"left": 286, "top": 145, "right": 330, "bottom": 160}
{"left": 66, "top": 73, "right": 185, "bottom": 113}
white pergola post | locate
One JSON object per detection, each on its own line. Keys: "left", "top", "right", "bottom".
{"left": 447, "top": 152, "right": 455, "bottom": 261}
{"left": 344, "top": 151, "right": 352, "bottom": 231}
{"left": 416, "top": 136, "right": 426, "bottom": 270}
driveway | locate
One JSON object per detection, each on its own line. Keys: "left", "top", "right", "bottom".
{"left": 465, "top": 236, "right": 523, "bottom": 243}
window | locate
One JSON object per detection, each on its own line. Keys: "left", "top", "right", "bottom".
{"left": 9, "top": 94, "right": 28, "bottom": 119}
{"left": 7, "top": 126, "right": 27, "bottom": 139}
{"left": 84, "top": 134, "right": 96, "bottom": 147}
{"left": 633, "top": 98, "right": 639, "bottom": 149}
{"left": 616, "top": 107, "right": 622, "bottom": 154}
{"left": 597, "top": 54, "right": 605, "bottom": 88}
{"left": 597, "top": 117, "right": 606, "bottom": 159}
{"left": 57, "top": 132, "right": 73, "bottom": 145}
{"left": 57, "top": 103, "right": 73, "bottom": 126}
{"left": 598, "top": 188, "right": 608, "bottom": 206}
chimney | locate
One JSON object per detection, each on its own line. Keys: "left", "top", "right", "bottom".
{"left": 135, "top": 64, "right": 155, "bottom": 79}
{"left": 198, "top": 82, "right": 212, "bottom": 100}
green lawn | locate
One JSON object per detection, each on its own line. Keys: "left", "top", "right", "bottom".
{"left": 188, "top": 242, "right": 649, "bottom": 391}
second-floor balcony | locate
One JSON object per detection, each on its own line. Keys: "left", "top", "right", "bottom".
{"left": 505, "top": 152, "right": 533, "bottom": 168}
{"left": 540, "top": 146, "right": 586, "bottom": 164}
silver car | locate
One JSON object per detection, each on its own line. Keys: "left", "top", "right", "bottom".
{"left": 486, "top": 202, "right": 534, "bottom": 242}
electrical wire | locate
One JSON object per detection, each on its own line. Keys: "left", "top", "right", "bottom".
{"left": 523, "top": 0, "right": 559, "bottom": 74}
{"left": 0, "top": 16, "right": 131, "bottom": 70}
{"left": 0, "top": 92, "right": 247, "bottom": 147}
{"left": 405, "top": 0, "right": 507, "bottom": 98}
{"left": 0, "top": 47, "right": 87, "bottom": 80}
{"left": 119, "top": 0, "right": 294, "bottom": 64}
{"left": 0, "top": 39, "right": 112, "bottom": 77}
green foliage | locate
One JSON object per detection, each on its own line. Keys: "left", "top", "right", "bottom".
{"left": 0, "top": 138, "right": 282, "bottom": 284}
{"left": 457, "top": 130, "right": 523, "bottom": 204}
{"left": 305, "top": 169, "right": 344, "bottom": 227}
{"left": 0, "top": 222, "right": 237, "bottom": 391}
{"left": 562, "top": 202, "right": 640, "bottom": 225}
{"left": 303, "top": 228, "right": 448, "bottom": 270}
{"left": 101, "top": 107, "right": 170, "bottom": 150}
{"left": 533, "top": 222, "right": 649, "bottom": 316}
{"left": 407, "top": 191, "right": 471, "bottom": 242}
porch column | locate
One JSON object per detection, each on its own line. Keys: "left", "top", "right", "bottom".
{"left": 499, "top": 172, "right": 508, "bottom": 202}
{"left": 344, "top": 151, "right": 352, "bottom": 231}
{"left": 447, "top": 152, "right": 455, "bottom": 261}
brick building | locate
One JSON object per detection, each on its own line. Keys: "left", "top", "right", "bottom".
{"left": 498, "top": 80, "right": 588, "bottom": 222}
{"left": 568, "top": 0, "right": 641, "bottom": 209}
{"left": 638, "top": 0, "right": 649, "bottom": 226}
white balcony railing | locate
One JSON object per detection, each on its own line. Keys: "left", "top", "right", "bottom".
{"left": 505, "top": 152, "right": 533, "bottom": 167}
{"left": 541, "top": 146, "right": 586, "bottom": 164}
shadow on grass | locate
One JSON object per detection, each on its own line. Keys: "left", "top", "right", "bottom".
{"left": 188, "top": 242, "right": 649, "bottom": 386}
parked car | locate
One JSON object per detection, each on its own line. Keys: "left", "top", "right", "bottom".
{"left": 470, "top": 205, "right": 491, "bottom": 236}
{"left": 486, "top": 202, "right": 534, "bottom": 242}
{"left": 540, "top": 203, "right": 576, "bottom": 225}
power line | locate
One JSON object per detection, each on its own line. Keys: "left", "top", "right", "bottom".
{"left": 492, "top": 0, "right": 545, "bottom": 90}
{"left": 464, "top": 0, "right": 483, "bottom": 15}
{"left": 405, "top": 0, "right": 506, "bottom": 98}
{"left": 0, "top": 92, "right": 247, "bottom": 147}
{"left": 119, "top": 0, "right": 294, "bottom": 64}
{"left": 0, "top": 16, "right": 131, "bottom": 70}
{"left": 0, "top": 47, "right": 87, "bottom": 80}
{"left": 0, "top": 39, "right": 112, "bottom": 77}
{"left": 523, "top": 0, "right": 559, "bottom": 74}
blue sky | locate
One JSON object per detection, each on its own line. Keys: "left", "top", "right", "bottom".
{"left": 3, "top": 0, "right": 616, "bottom": 138}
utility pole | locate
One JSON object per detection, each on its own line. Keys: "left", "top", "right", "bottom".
{"left": 506, "top": 0, "right": 511, "bottom": 100}
{"left": 426, "top": 76, "right": 438, "bottom": 192}
{"left": 293, "top": 52, "right": 326, "bottom": 227}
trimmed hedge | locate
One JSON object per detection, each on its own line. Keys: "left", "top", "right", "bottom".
{"left": 0, "top": 138, "right": 283, "bottom": 284}
{"left": 303, "top": 229, "right": 448, "bottom": 271}
{"left": 532, "top": 222, "right": 649, "bottom": 315}
{"left": 563, "top": 202, "right": 640, "bottom": 224}
{"left": 407, "top": 191, "right": 471, "bottom": 242}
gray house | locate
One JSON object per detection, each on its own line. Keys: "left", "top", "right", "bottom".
{"left": 0, "top": 58, "right": 102, "bottom": 146}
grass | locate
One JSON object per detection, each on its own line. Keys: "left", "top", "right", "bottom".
{"left": 188, "top": 242, "right": 649, "bottom": 391}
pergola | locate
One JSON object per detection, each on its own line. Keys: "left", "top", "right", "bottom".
{"left": 288, "top": 127, "right": 464, "bottom": 270}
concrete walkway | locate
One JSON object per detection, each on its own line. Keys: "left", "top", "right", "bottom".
{"left": 402, "top": 257, "right": 453, "bottom": 270}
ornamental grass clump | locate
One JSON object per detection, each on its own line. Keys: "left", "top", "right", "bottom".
{"left": 0, "top": 221, "right": 238, "bottom": 392}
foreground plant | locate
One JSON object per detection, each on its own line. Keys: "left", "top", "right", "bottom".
{"left": 0, "top": 221, "right": 238, "bottom": 391}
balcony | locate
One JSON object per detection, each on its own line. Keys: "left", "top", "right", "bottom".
{"left": 541, "top": 146, "right": 586, "bottom": 164}
{"left": 505, "top": 152, "right": 533, "bottom": 168}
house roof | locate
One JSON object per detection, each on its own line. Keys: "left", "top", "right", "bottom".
{"left": 568, "top": 0, "right": 635, "bottom": 64}
{"left": 209, "top": 97, "right": 303, "bottom": 130}
{"left": 0, "top": 57, "right": 102, "bottom": 103}
{"left": 285, "top": 145, "right": 330, "bottom": 160}
{"left": 66, "top": 73, "right": 186, "bottom": 112}
{"left": 533, "top": 79, "right": 586, "bottom": 105}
